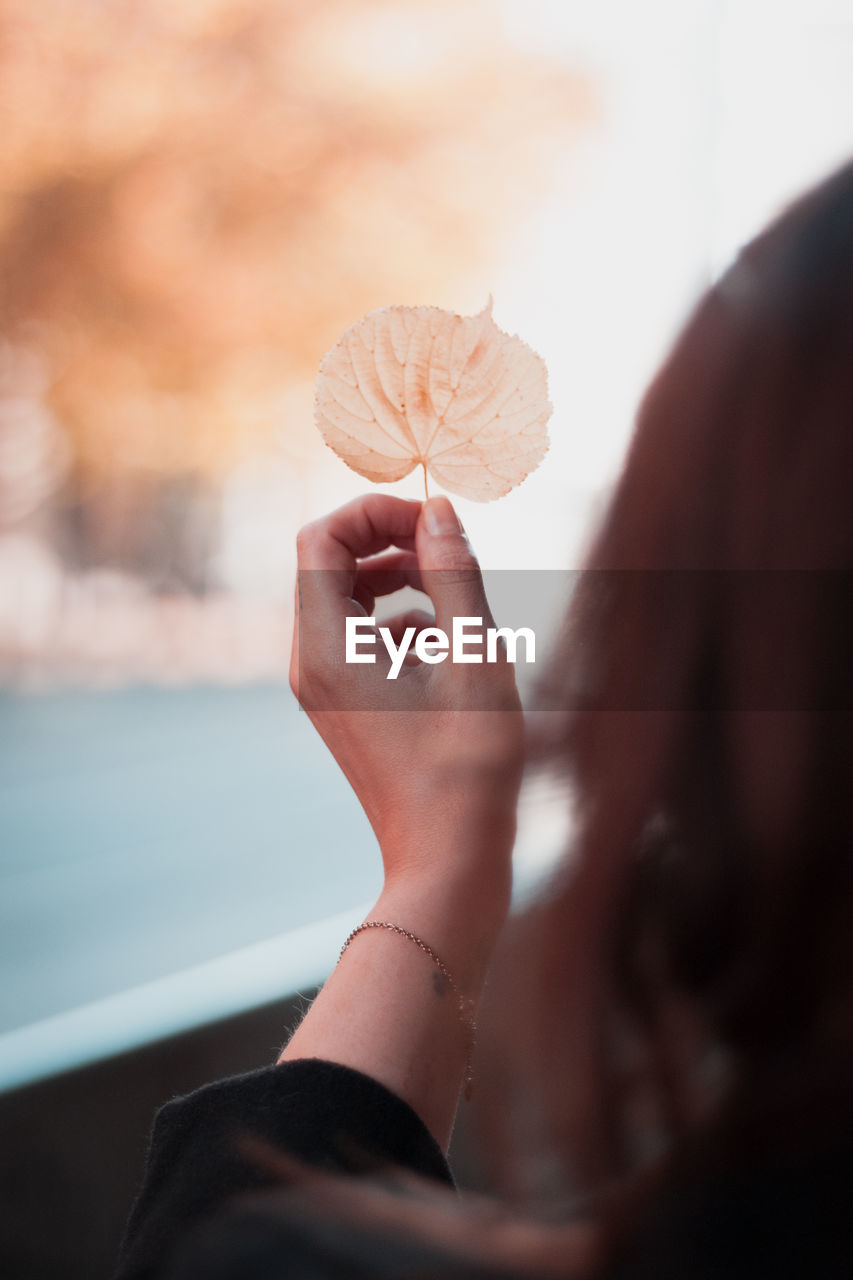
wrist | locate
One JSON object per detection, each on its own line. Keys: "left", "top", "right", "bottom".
{"left": 377, "top": 765, "right": 519, "bottom": 866}
{"left": 371, "top": 853, "right": 511, "bottom": 1001}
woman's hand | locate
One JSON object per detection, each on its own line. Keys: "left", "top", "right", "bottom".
{"left": 290, "top": 492, "right": 524, "bottom": 905}
{"left": 281, "top": 493, "right": 524, "bottom": 1146}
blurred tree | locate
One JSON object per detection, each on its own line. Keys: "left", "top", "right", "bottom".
{"left": 0, "top": 0, "right": 587, "bottom": 481}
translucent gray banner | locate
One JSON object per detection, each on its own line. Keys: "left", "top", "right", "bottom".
{"left": 294, "top": 569, "right": 853, "bottom": 712}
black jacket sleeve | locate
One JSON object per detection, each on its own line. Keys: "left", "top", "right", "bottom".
{"left": 115, "top": 1057, "right": 453, "bottom": 1280}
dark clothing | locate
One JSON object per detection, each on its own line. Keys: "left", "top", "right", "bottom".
{"left": 116, "top": 1058, "right": 454, "bottom": 1280}
{"left": 116, "top": 1054, "right": 455, "bottom": 1274}
{"left": 118, "top": 1057, "right": 853, "bottom": 1279}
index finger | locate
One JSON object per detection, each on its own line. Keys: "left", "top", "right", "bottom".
{"left": 297, "top": 494, "right": 422, "bottom": 572}
{"left": 295, "top": 494, "right": 422, "bottom": 624}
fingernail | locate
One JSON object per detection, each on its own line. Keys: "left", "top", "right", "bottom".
{"left": 423, "top": 496, "right": 462, "bottom": 535}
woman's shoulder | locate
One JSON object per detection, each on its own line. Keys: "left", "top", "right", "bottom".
{"left": 605, "top": 1124, "right": 853, "bottom": 1280}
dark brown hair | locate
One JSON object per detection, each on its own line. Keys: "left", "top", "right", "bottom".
{"left": 520, "top": 157, "right": 853, "bottom": 1229}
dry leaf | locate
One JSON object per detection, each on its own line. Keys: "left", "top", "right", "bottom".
{"left": 314, "top": 299, "right": 551, "bottom": 501}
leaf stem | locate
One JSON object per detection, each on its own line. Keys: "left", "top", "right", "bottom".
{"left": 422, "top": 462, "right": 429, "bottom": 502}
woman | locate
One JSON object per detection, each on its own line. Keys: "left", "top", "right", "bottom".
{"left": 117, "top": 159, "right": 853, "bottom": 1278}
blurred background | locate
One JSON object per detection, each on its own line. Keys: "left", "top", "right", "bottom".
{"left": 2, "top": 4, "right": 853, "bottom": 1266}
{"left": 5, "top": 0, "right": 853, "bottom": 691}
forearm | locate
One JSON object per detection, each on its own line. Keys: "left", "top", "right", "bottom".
{"left": 278, "top": 814, "right": 514, "bottom": 1152}
{"left": 284, "top": 494, "right": 523, "bottom": 1153}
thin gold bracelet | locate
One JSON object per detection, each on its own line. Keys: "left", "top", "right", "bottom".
{"left": 339, "top": 920, "right": 477, "bottom": 1101}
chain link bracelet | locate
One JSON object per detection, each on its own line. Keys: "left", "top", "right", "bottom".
{"left": 339, "top": 920, "right": 477, "bottom": 1100}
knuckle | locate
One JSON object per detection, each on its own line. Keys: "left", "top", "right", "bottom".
{"left": 295, "top": 521, "right": 320, "bottom": 556}
{"left": 432, "top": 565, "right": 482, "bottom": 588}
{"left": 428, "top": 541, "right": 480, "bottom": 579}
{"left": 288, "top": 648, "right": 304, "bottom": 700}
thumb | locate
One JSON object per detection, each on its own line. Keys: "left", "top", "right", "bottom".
{"left": 416, "top": 496, "right": 494, "bottom": 635}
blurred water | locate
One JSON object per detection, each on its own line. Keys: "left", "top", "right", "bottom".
{"left": 0, "top": 687, "right": 381, "bottom": 1037}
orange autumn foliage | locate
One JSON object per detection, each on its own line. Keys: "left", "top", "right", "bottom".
{"left": 0, "top": 0, "right": 588, "bottom": 481}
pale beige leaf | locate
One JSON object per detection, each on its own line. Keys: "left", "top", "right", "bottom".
{"left": 314, "top": 299, "right": 551, "bottom": 501}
